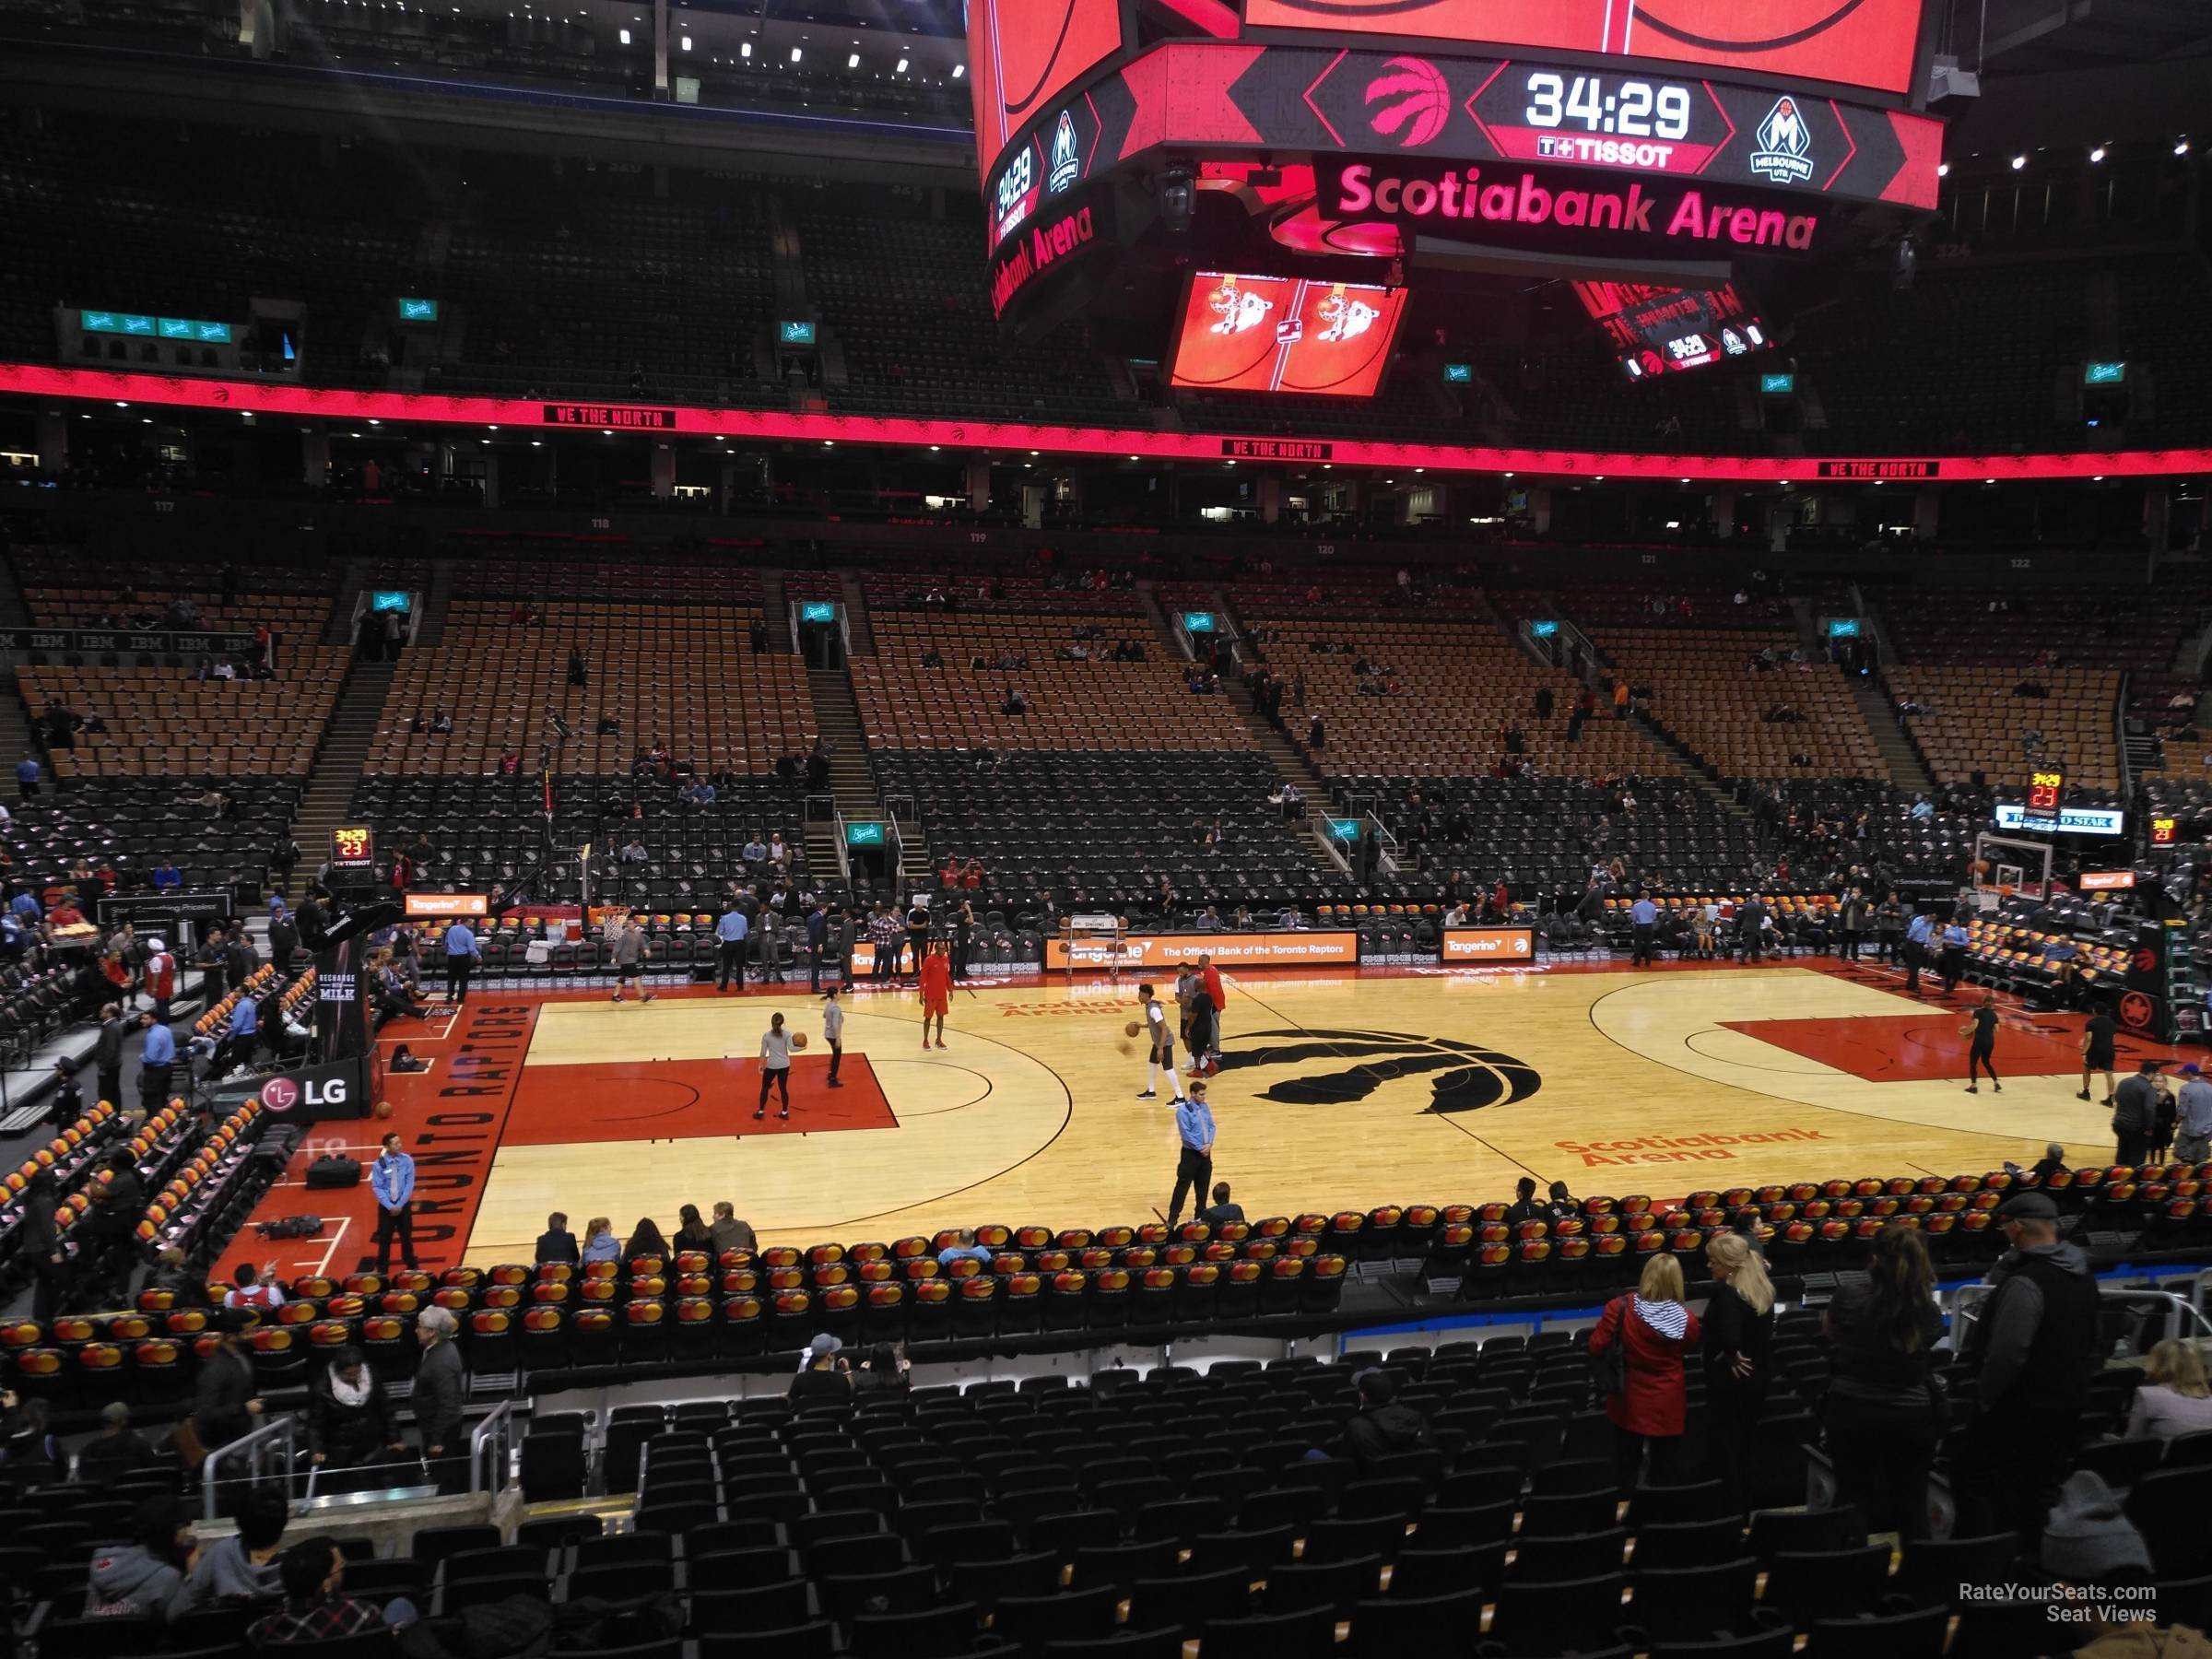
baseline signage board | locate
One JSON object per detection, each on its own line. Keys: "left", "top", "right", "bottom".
{"left": 1441, "top": 926, "right": 1537, "bottom": 961}
{"left": 8, "top": 364, "right": 2205, "bottom": 485}
{"left": 1994, "top": 803, "right": 2126, "bottom": 838}
{"left": 1043, "top": 931, "right": 1359, "bottom": 971}
{"left": 96, "top": 891, "right": 235, "bottom": 933}
{"left": 2076, "top": 871, "right": 2136, "bottom": 892}
{"left": 405, "top": 892, "right": 490, "bottom": 919}
{"left": 0, "top": 627, "right": 258, "bottom": 654}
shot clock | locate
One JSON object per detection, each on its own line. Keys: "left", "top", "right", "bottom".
{"left": 330, "top": 825, "right": 377, "bottom": 873}
{"left": 2028, "top": 769, "right": 2065, "bottom": 815}
{"left": 1523, "top": 73, "right": 1694, "bottom": 142}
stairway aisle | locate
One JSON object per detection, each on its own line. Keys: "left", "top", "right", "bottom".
{"left": 1219, "top": 677, "right": 1345, "bottom": 879}
{"left": 410, "top": 561, "right": 455, "bottom": 646}
{"left": 760, "top": 571, "right": 793, "bottom": 652}
{"left": 1849, "top": 677, "right": 1935, "bottom": 794}
{"left": 839, "top": 572, "right": 877, "bottom": 656}
{"left": 805, "top": 669, "right": 900, "bottom": 889}
{"left": 288, "top": 659, "right": 396, "bottom": 902}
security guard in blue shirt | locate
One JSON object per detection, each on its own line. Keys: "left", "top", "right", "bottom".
{"left": 1903, "top": 911, "right": 1936, "bottom": 994}
{"left": 1630, "top": 893, "right": 1660, "bottom": 967}
{"left": 1939, "top": 918, "right": 1971, "bottom": 995}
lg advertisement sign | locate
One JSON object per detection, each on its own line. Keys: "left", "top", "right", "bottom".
{"left": 250, "top": 1060, "right": 371, "bottom": 1122}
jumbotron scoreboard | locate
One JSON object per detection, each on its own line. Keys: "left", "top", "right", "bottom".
{"left": 969, "top": 0, "right": 1945, "bottom": 382}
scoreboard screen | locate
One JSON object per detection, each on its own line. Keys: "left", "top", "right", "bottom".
{"left": 2029, "top": 769, "right": 2065, "bottom": 813}
{"left": 1573, "top": 278, "right": 1771, "bottom": 378}
{"left": 1168, "top": 274, "right": 1408, "bottom": 397}
{"left": 964, "top": 0, "right": 1124, "bottom": 201}
{"left": 1242, "top": 0, "right": 1927, "bottom": 98}
{"left": 331, "top": 825, "right": 377, "bottom": 873}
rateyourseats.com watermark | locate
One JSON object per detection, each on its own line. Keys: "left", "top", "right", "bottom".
{"left": 1960, "top": 1583, "right": 2160, "bottom": 1624}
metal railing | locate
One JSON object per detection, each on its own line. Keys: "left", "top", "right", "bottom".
{"left": 202, "top": 1413, "right": 300, "bottom": 1520}
{"left": 469, "top": 1397, "right": 517, "bottom": 1495}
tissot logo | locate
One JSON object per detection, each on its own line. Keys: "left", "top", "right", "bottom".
{"left": 1216, "top": 1027, "right": 1541, "bottom": 1114}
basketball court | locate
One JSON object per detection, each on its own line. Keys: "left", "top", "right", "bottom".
{"left": 236, "top": 959, "right": 2183, "bottom": 1277}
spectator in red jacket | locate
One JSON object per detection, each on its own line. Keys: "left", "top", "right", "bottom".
{"left": 1589, "top": 1252, "right": 1702, "bottom": 1489}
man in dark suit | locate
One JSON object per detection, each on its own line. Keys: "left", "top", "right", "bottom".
{"left": 534, "top": 1212, "right": 580, "bottom": 1265}
{"left": 412, "top": 1308, "right": 467, "bottom": 1494}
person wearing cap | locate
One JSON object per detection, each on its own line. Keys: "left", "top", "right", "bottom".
{"left": 143, "top": 935, "right": 175, "bottom": 1021}
{"left": 2112, "top": 1060, "right": 2162, "bottom": 1166}
{"left": 789, "top": 1335, "right": 851, "bottom": 1407}
{"left": 2175, "top": 1065, "right": 2212, "bottom": 1165}
{"left": 2040, "top": 1469, "right": 2157, "bottom": 1621}
{"left": 1952, "top": 1189, "right": 2099, "bottom": 1542}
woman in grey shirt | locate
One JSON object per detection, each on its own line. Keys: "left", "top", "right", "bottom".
{"left": 755, "top": 1012, "right": 794, "bottom": 1121}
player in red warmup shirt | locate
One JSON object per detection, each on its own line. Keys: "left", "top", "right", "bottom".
{"left": 919, "top": 941, "right": 952, "bottom": 1049}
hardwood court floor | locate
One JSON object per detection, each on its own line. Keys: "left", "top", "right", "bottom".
{"left": 451, "top": 959, "right": 2182, "bottom": 1264}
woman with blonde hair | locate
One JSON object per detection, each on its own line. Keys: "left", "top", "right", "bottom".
{"left": 1702, "top": 1230, "right": 1777, "bottom": 1510}
{"left": 580, "top": 1216, "right": 621, "bottom": 1265}
{"left": 1589, "top": 1251, "right": 1701, "bottom": 1489}
{"left": 2126, "top": 1339, "right": 2212, "bottom": 1441}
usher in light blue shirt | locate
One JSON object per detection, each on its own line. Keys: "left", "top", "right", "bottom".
{"left": 142, "top": 1024, "right": 176, "bottom": 1065}
{"left": 1630, "top": 899, "right": 1658, "bottom": 925}
{"left": 1176, "top": 1097, "right": 1216, "bottom": 1151}
{"left": 1906, "top": 915, "right": 1935, "bottom": 947}
{"left": 715, "top": 910, "right": 750, "bottom": 943}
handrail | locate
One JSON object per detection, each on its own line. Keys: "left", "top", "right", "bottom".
{"left": 202, "top": 1412, "right": 300, "bottom": 1520}
{"left": 468, "top": 1397, "right": 517, "bottom": 1495}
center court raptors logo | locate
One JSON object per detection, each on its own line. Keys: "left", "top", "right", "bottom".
{"left": 1749, "top": 97, "right": 1815, "bottom": 184}
{"left": 1215, "top": 1028, "right": 1541, "bottom": 1114}
{"left": 1363, "top": 56, "right": 1452, "bottom": 147}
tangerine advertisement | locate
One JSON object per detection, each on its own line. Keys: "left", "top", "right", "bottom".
{"left": 1044, "top": 931, "right": 1359, "bottom": 971}
{"left": 1243, "top": 0, "right": 1925, "bottom": 98}
{"left": 1441, "top": 927, "right": 1536, "bottom": 961}
{"left": 1167, "top": 274, "right": 1408, "bottom": 398}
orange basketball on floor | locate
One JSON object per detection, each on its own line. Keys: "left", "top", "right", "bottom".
{"left": 792, "top": 1031, "right": 809, "bottom": 1050}
{"left": 372, "top": 1100, "right": 394, "bottom": 1119}
{"left": 1124, "top": 1021, "right": 1143, "bottom": 1038}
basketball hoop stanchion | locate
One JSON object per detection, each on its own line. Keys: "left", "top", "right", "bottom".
{"left": 1062, "top": 913, "right": 1127, "bottom": 981}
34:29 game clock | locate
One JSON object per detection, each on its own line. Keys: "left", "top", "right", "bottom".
{"left": 2028, "top": 770, "right": 2066, "bottom": 814}
{"left": 331, "top": 825, "right": 377, "bottom": 872}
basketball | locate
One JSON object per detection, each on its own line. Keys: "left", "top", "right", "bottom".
{"left": 373, "top": 1100, "right": 394, "bottom": 1119}
{"left": 1125, "top": 1020, "right": 1143, "bottom": 1038}
{"left": 792, "top": 1031, "right": 809, "bottom": 1050}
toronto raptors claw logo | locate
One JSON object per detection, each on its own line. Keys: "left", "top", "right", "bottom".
{"left": 1215, "top": 1027, "right": 1542, "bottom": 1114}
{"left": 1363, "top": 56, "right": 1452, "bottom": 147}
